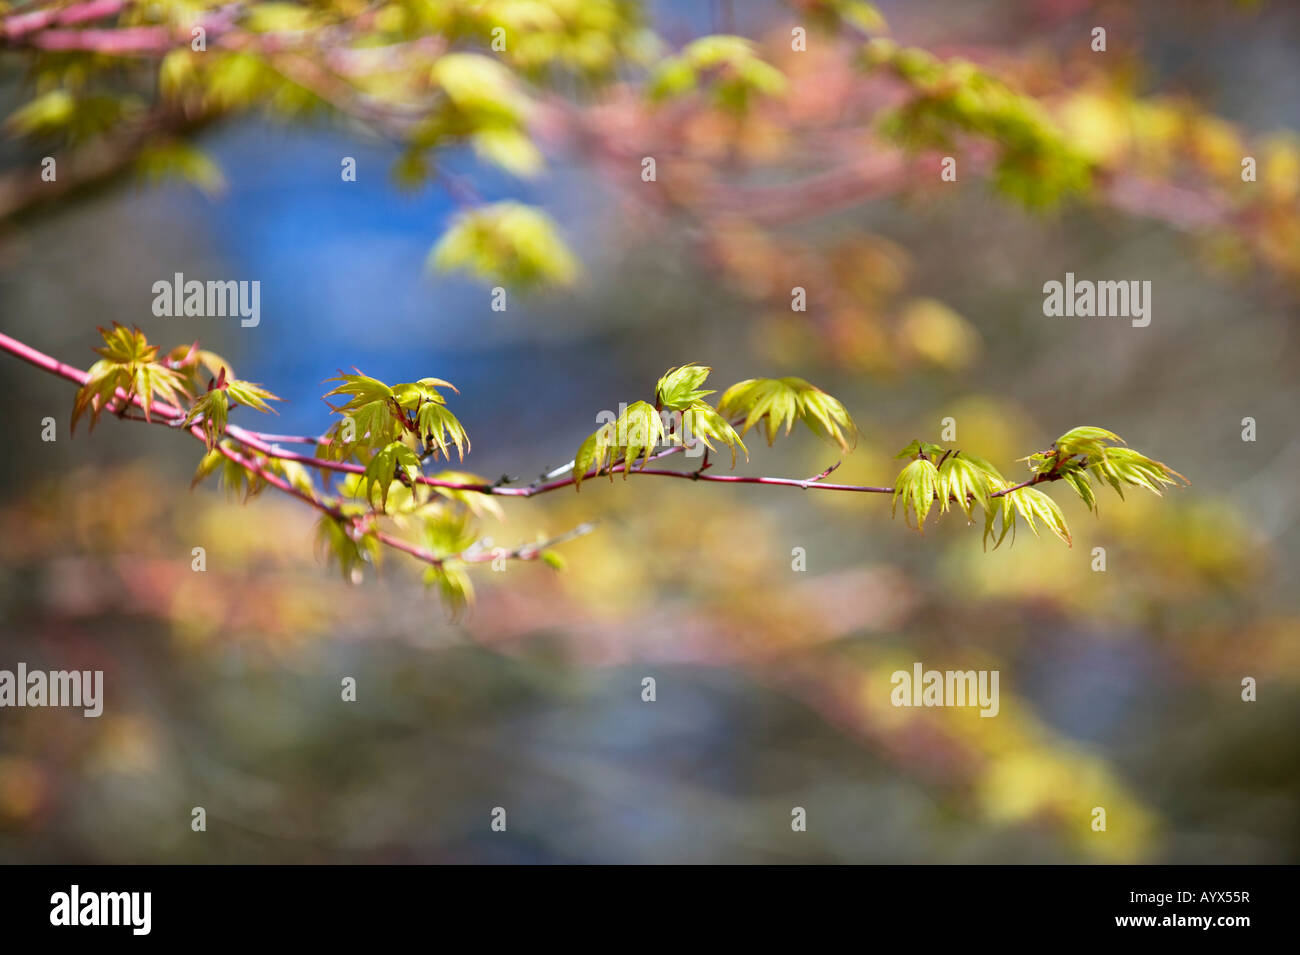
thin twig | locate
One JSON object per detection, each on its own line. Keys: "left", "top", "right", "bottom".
{"left": 0, "top": 332, "right": 1068, "bottom": 524}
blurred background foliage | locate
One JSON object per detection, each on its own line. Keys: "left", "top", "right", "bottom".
{"left": 0, "top": 0, "right": 1298, "bottom": 862}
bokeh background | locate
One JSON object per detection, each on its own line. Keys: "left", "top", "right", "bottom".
{"left": 1, "top": 0, "right": 1298, "bottom": 862}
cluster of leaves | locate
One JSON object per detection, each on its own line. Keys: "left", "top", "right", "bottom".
{"left": 313, "top": 508, "right": 385, "bottom": 585}
{"left": 890, "top": 427, "right": 1187, "bottom": 548}
{"left": 311, "top": 370, "right": 556, "bottom": 614}
{"left": 1052, "top": 83, "right": 1300, "bottom": 278}
{"left": 1028, "top": 427, "right": 1188, "bottom": 511}
{"left": 63, "top": 325, "right": 501, "bottom": 612}
{"left": 183, "top": 365, "right": 281, "bottom": 450}
{"left": 862, "top": 39, "right": 1094, "bottom": 208}
{"left": 165, "top": 48, "right": 318, "bottom": 115}
{"left": 315, "top": 472, "right": 486, "bottom": 616}
{"left": 403, "top": 53, "right": 542, "bottom": 182}
{"left": 192, "top": 439, "right": 314, "bottom": 501}
{"left": 416, "top": 504, "right": 481, "bottom": 618}
{"left": 648, "top": 35, "right": 787, "bottom": 115}
{"left": 573, "top": 364, "right": 853, "bottom": 486}
{"left": 71, "top": 324, "right": 187, "bottom": 432}
{"left": 135, "top": 139, "right": 228, "bottom": 197}
{"left": 7, "top": 0, "right": 1293, "bottom": 307}
{"left": 798, "top": 0, "right": 887, "bottom": 35}
{"left": 657, "top": 364, "right": 749, "bottom": 467}
{"left": 63, "top": 325, "right": 283, "bottom": 497}
{"left": 396, "top": 0, "right": 657, "bottom": 79}
{"left": 573, "top": 400, "right": 666, "bottom": 487}
{"left": 718, "top": 375, "right": 857, "bottom": 453}
{"left": 5, "top": 89, "right": 143, "bottom": 144}
{"left": 431, "top": 201, "right": 578, "bottom": 290}
{"left": 2, "top": 1, "right": 619, "bottom": 287}
{"left": 71, "top": 324, "right": 275, "bottom": 439}
{"left": 317, "top": 371, "right": 469, "bottom": 501}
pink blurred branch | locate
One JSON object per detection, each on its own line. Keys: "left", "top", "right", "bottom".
{"left": 0, "top": 0, "right": 128, "bottom": 40}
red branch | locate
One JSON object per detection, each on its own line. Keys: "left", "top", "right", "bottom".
{"left": 0, "top": 330, "right": 597, "bottom": 570}
{"left": 0, "top": 330, "right": 1064, "bottom": 513}
{"left": 0, "top": 0, "right": 128, "bottom": 40}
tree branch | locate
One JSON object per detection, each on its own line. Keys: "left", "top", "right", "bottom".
{"left": 0, "top": 331, "right": 1070, "bottom": 514}
{"left": 0, "top": 331, "right": 590, "bottom": 572}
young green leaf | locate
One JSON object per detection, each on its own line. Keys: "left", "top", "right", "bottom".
{"left": 655, "top": 364, "right": 716, "bottom": 411}
{"left": 1061, "top": 467, "right": 1098, "bottom": 512}
{"left": 1005, "top": 486, "right": 1071, "bottom": 546}
{"left": 424, "top": 508, "right": 480, "bottom": 558}
{"left": 982, "top": 491, "right": 1016, "bottom": 550}
{"left": 323, "top": 372, "right": 396, "bottom": 411}
{"left": 957, "top": 452, "right": 1008, "bottom": 487}
{"left": 430, "top": 201, "right": 578, "bottom": 290}
{"left": 649, "top": 36, "right": 787, "bottom": 114}
{"left": 717, "top": 377, "right": 857, "bottom": 452}
{"left": 1088, "top": 446, "right": 1187, "bottom": 498}
{"left": 71, "top": 324, "right": 189, "bottom": 432}
{"left": 416, "top": 401, "right": 470, "bottom": 461}
{"left": 424, "top": 562, "right": 475, "bottom": 620}
{"left": 225, "top": 379, "right": 280, "bottom": 415}
{"left": 681, "top": 400, "right": 748, "bottom": 467}
{"left": 573, "top": 422, "right": 616, "bottom": 491}
{"left": 937, "top": 454, "right": 991, "bottom": 519}
{"left": 315, "top": 515, "right": 381, "bottom": 583}
{"left": 265, "top": 457, "right": 317, "bottom": 498}
{"left": 894, "top": 438, "right": 947, "bottom": 460}
{"left": 134, "top": 139, "right": 227, "bottom": 197}
{"left": 617, "top": 401, "right": 667, "bottom": 478}
{"left": 359, "top": 442, "right": 423, "bottom": 509}
{"left": 1054, "top": 426, "right": 1123, "bottom": 460}
{"left": 190, "top": 441, "right": 264, "bottom": 500}
{"left": 892, "top": 457, "right": 940, "bottom": 530}
{"left": 421, "top": 509, "right": 480, "bottom": 618}
{"left": 321, "top": 372, "right": 403, "bottom": 459}
{"left": 184, "top": 389, "right": 229, "bottom": 450}
{"left": 572, "top": 401, "right": 667, "bottom": 487}
{"left": 184, "top": 377, "right": 281, "bottom": 450}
